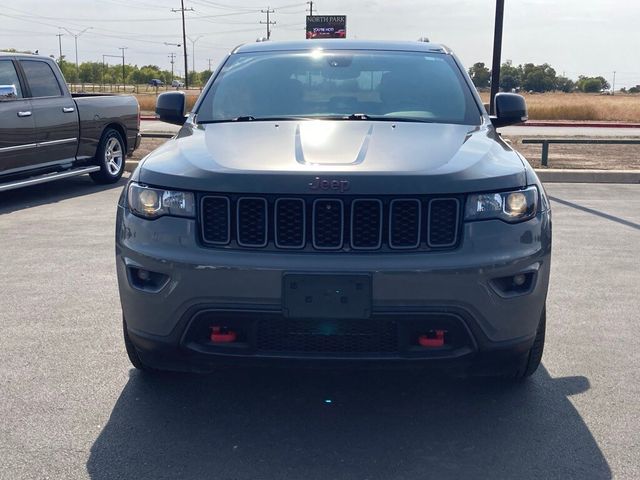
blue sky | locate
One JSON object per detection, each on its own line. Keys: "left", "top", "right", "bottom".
{"left": 1, "top": 0, "right": 638, "bottom": 86}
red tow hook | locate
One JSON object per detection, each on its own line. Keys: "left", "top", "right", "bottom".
{"left": 419, "top": 330, "right": 446, "bottom": 348}
{"left": 210, "top": 326, "right": 237, "bottom": 343}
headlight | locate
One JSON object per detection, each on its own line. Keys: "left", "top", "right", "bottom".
{"left": 465, "top": 186, "right": 538, "bottom": 223}
{"left": 127, "top": 182, "right": 195, "bottom": 219}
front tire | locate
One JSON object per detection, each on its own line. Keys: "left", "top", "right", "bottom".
{"left": 90, "top": 128, "right": 126, "bottom": 184}
{"left": 513, "top": 306, "right": 546, "bottom": 380}
{"left": 123, "top": 317, "right": 156, "bottom": 372}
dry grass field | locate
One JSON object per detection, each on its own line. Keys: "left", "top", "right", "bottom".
{"left": 508, "top": 137, "right": 640, "bottom": 170}
{"left": 74, "top": 80, "right": 640, "bottom": 122}
{"left": 136, "top": 90, "right": 200, "bottom": 113}
{"left": 479, "top": 92, "right": 640, "bottom": 122}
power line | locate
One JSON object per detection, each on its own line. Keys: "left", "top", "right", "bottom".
{"left": 260, "top": 7, "right": 276, "bottom": 40}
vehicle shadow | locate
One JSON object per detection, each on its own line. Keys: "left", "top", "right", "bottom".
{"left": 549, "top": 195, "right": 640, "bottom": 231}
{"left": 87, "top": 366, "right": 610, "bottom": 480}
{"left": 0, "top": 174, "right": 127, "bottom": 215}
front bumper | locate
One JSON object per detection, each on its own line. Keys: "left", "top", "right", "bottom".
{"left": 116, "top": 205, "right": 551, "bottom": 371}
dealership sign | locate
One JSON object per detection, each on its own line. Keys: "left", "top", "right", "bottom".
{"left": 306, "top": 15, "right": 347, "bottom": 39}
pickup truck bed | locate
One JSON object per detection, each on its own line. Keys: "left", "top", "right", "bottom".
{"left": 0, "top": 53, "right": 140, "bottom": 192}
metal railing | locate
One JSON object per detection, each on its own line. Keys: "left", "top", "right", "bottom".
{"left": 522, "top": 138, "right": 640, "bottom": 166}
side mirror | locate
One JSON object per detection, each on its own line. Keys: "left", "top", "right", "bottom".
{"left": 490, "top": 93, "right": 528, "bottom": 128}
{"left": 0, "top": 85, "right": 18, "bottom": 101}
{"left": 156, "top": 91, "right": 187, "bottom": 125}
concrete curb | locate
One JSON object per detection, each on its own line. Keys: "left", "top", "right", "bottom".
{"left": 125, "top": 160, "right": 140, "bottom": 173}
{"left": 536, "top": 169, "right": 640, "bottom": 184}
{"left": 141, "top": 132, "right": 174, "bottom": 139}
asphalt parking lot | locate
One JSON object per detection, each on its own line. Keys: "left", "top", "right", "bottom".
{"left": 1, "top": 179, "right": 639, "bottom": 480}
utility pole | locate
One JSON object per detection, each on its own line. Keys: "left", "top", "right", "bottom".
{"left": 208, "top": 58, "right": 212, "bottom": 71}
{"left": 56, "top": 33, "right": 64, "bottom": 64}
{"left": 169, "top": 53, "right": 176, "bottom": 82}
{"left": 612, "top": 71, "right": 616, "bottom": 95}
{"left": 62, "top": 27, "right": 92, "bottom": 80}
{"left": 165, "top": 43, "right": 181, "bottom": 84}
{"left": 119, "top": 47, "right": 128, "bottom": 92}
{"left": 172, "top": 0, "right": 193, "bottom": 89}
{"left": 307, "top": 1, "right": 314, "bottom": 15}
{"left": 260, "top": 7, "right": 276, "bottom": 40}
{"left": 489, "top": 0, "right": 505, "bottom": 115}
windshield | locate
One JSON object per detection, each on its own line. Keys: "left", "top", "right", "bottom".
{"left": 196, "top": 50, "right": 481, "bottom": 125}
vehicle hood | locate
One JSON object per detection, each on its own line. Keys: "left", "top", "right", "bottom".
{"left": 139, "top": 120, "right": 526, "bottom": 194}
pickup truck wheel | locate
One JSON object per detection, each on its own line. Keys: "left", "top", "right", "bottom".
{"left": 90, "top": 129, "right": 126, "bottom": 184}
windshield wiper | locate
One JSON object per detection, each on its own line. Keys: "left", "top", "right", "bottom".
{"left": 198, "top": 116, "right": 316, "bottom": 124}
{"left": 232, "top": 115, "right": 257, "bottom": 122}
{"left": 320, "top": 114, "right": 433, "bottom": 123}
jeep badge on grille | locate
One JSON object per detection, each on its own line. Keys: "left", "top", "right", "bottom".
{"left": 308, "top": 176, "right": 350, "bottom": 193}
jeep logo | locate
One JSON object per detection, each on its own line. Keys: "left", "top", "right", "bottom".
{"left": 308, "top": 176, "right": 350, "bottom": 193}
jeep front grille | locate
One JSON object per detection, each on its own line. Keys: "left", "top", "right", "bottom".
{"left": 200, "top": 195, "right": 461, "bottom": 252}
{"left": 237, "top": 197, "right": 268, "bottom": 247}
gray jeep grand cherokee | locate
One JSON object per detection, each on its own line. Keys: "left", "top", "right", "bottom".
{"left": 116, "top": 40, "right": 551, "bottom": 379}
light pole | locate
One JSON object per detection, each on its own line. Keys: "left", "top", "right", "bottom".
{"left": 56, "top": 33, "right": 64, "bottom": 64}
{"left": 119, "top": 47, "right": 128, "bottom": 91}
{"left": 62, "top": 26, "right": 93, "bottom": 80}
{"left": 187, "top": 35, "right": 203, "bottom": 83}
{"left": 164, "top": 42, "right": 181, "bottom": 85}
{"left": 102, "top": 54, "right": 121, "bottom": 91}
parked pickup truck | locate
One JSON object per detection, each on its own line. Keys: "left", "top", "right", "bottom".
{"left": 0, "top": 53, "right": 140, "bottom": 192}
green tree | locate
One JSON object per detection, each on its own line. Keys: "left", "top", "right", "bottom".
{"left": 200, "top": 69, "right": 213, "bottom": 85}
{"left": 499, "top": 60, "right": 521, "bottom": 91}
{"left": 577, "top": 76, "right": 610, "bottom": 93}
{"left": 187, "top": 70, "right": 199, "bottom": 87}
{"left": 79, "top": 62, "right": 103, "bottom": 83}
{"left": 468, "top": 62, "right": 491, "bottom": 88}
{"left": 555, "top": 75, "right": 575, "bottom": 93}
{"left": 628, "top": 86, "right": 640, "bottom": 94}
{"left": 128, "top": 65, "right": 163, "bottom": 84}
{"left": 521, "top": 63, "right": 557, "bottom": 92}
{"left": 58, "top": 58, "right": 78, "bottom": 83}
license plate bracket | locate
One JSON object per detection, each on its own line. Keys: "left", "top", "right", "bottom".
{"left": 282, "top": 274, "right": 372, "bottom": 319}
